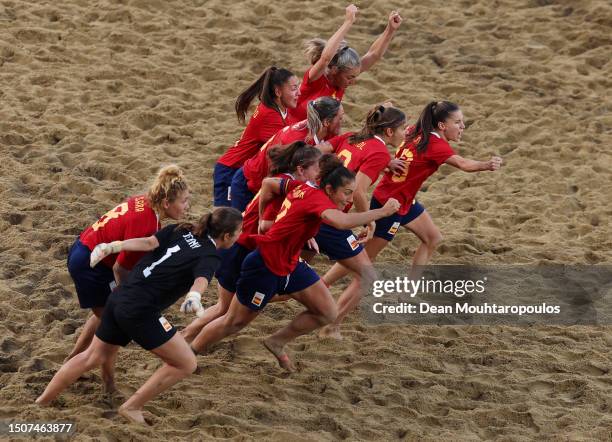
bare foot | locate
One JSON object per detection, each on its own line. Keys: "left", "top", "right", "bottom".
{"left": 34, "top": 396, "right": 52, "bottom": 407}
{"left": 318, "top": 324, "right": 343, "bottom": 340}
{"left": 118, "top": 405, "right": 146, "bottom": 425}
{"left": 263, "top": 338, "right": 296, "bottom": 373}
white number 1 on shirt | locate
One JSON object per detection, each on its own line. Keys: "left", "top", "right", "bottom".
{"left": 143, "top": 245, "right": 181, "bottom": 277}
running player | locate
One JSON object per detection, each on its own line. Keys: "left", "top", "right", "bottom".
{"left": 292, "top": 4, "right": 403, "bottom": 120}
{"left": 182, "top": 143, "right": 322, "bottom": 341}
{"left": 230, "top": 96, "right": 343, "bottom": 211}
{"left": 214, "top": 66, "right": 300, "bottom": 206}
{"left": 190, "top": 155, "right": 400, "bottom": 372}
{"left": 36, "top": 208, "right": 243, "bottom": 425}
{"left": 324, "top": 101, "right": 503, "bottom": 289}
{"left": 65, "top": 165, "right": 190, "bottom": 390}
{"left": 314, "top": 105, "right": 408, "bottom": 339}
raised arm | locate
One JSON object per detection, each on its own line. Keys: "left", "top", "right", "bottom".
{"left": 445, "top": 155, "right": 503, "bottom": 172}
{"left": 322, "top": 198, "right": 399, "bottom": 230}
{"left": 360, "top": 11, "right": 403, "bottom": 73}
{"left": 309, "top": 4, "right": 359, "bottom": 82}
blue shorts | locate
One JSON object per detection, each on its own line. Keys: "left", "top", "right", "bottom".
{"left": 215, "top": 242, "right": 252, "bottom": 293}
{"left": 235, "top": 249, "right": 320, "bottom": 311}
{"left": 315, "top": 223, "right": 363, "bottom": 261}
{"left": 67, "top": 239, "right": 116, "bottom": 309}
{"left": 370, "top": 197, "right": 425, "bottom": 242}
{"left": 230, "top": 167, "right": 255, "bottom": 212}
{"left": 213, "top": 163, "right": 238, "bottom": 207}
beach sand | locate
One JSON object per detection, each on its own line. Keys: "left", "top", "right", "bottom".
{"left": 0, "top": 0, "right": 611, "bottom": 439}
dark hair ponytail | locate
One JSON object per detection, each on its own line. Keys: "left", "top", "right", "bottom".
{"left": 410, "top": 101, "right": 460, "bottom": 153}
{"left": 178, "top": 207, "right": 242, "bottom": 240}
{"left": 268, "top": 142, "right": 322, "bottom": 175}
{"left": 318, "top": 153, "right": 354, "bottom": 190}
{"left": 349, "top": 105, "right": 406, "bottom": 144}
{"left": 235, "top": 66, "right": 295, "bottom": 123}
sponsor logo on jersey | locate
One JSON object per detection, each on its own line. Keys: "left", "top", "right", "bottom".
{"left": 346, "top": 234, "right": 359, "bottom": 251}
{"left": 251, "top": 292, "right": 265, "bottom": 307}
{"left": 158, "top": 316, "right": 172, "bottom": 332}
{"left": 388, "top": 222, "right": 400, "bottom": 236}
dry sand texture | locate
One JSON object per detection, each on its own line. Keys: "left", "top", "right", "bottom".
{"left": 1, "top": 0, "right": 611, "bottom": 440}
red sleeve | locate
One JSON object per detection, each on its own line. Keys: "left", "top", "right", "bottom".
{"left": 358, "top": 150, "right": 391, "bottom": 183}
{"left": 262, "top": 198, "right": 282, "bottom": 221}
{"left": 311, "top": 190, "right": 338, "bottom": 217}
{"left": 328, "top": 132, "right": 353, "bottom": 152}
{"left": 427, "top": 138, "right": 456, "bottom": 165}
{"left": 255, "top": 106, "right": 285, "bottom": 144}
{"left": 301, "top": 68, "right": 326, "bottom": 94}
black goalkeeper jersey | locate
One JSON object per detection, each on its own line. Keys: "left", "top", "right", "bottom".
{"left": 112, "top": 224, "right": 221, "bottom": 312}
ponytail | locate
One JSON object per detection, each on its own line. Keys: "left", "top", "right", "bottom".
{"left": 147, "top": 164, "right": 189, "bottom": 213}
{"left": 306, "top": 96, "right": 341, "bottom": 139}
{"left": 411, "top": 101, "right": 460, "bottom": 153}
{"left": 318, "top": 153, "right": 354, "bottom": 190}
{"left": 268, "top": 142, "right": 322, "bottom": 175}
{"left": 349, "top": 105, "right": 406, "bottom": 144}
{"left": 177, "top": 207, "right": 242, "bottom": 240}
{"left": 235, "top": 66, "right": 295, "bottom": 123}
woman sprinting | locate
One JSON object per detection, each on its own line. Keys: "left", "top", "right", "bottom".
{"left": 214, "top": 66, "right": 300, "bottom": 206}
{"left": 36, "top": 208, "right": 243, "bottom": 425}
{"left": 323, "top": 101, "right": 503, "bottom": 292}
{"left": 190, "top": 155, "right": 400, "bottom": 371}
{"left": 65, "top": 165, "right": 190, "bottom": 390}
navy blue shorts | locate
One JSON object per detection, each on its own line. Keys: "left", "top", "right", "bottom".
{"left": 370, "top": 197, "right": 426, "bottom": 242}
{"left": 235, "top": 249, "right": 320, "bottom": 311}
{"left": 95, "top": 294, "right": 177, "bottom": 351}
{"left": 67, "top": 239, "right": 116, "bottom": 309}
{"left": 315, "top": 223, "right": 363, "bottom": 261}
{"left": 213, "top": 162, "right": 238, "bottom": 207}
{"left": 230, "top": 167, "right": 255, "bottom": 212}
{"left": 215, "top": 242, "right": 252, "bottom": 293}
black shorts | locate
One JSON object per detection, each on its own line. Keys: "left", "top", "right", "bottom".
{"left": 95, "top": 295, "right": 177, "bottom": 351}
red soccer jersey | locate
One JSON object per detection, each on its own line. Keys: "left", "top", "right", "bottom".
{"left": 80, "top": 195, "right": 161, "bottom": 269}
{"left": 237, "top": 173, "right": 296, "bottom": 249}
{"left": 217, "top": 103, "right": 296, "bottom": 168}
{"left": 255, "top": 182, "right": 337, "bottom": 275}
{"left": 333, "top": 134, "right": 391, "bottom": 213}
{"left": 291, "top": 69, "right": 345, "bottom": 121}
{"left": 242, "top": 120, "right": 315, "bottom": 193}
{"left": 373, "top": 130, "right": 455, "bottom": 215}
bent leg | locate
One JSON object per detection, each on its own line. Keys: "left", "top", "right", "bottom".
{"left": 36, "top": 337, "right": 119, "bottom": 405}
{"left": 265, "top": 280, "right": 337, "bottom": 370}
{"left": 119, "top": 333, "right": 197, "bottom": 424}
{"left": 66, "top": 306, "right": 104, "bottom": 360}
{"left": 190, "top": 297, "right": 259, "bottom": 354}
{"left": 404, "top": 211, "right": 442, "bottom": 269}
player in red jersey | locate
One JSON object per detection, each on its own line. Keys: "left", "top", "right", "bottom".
{"left": 325, "top": 101, "right": 503, "bottom": 290}
{"left": 292, "top": 4, "right": 402, "bottom": 120}
{"left": 181, "top": 142, "right": 322, "bottom": 341}
{"left": 65, "top": 165, "right": 190, "bottom": 391}
{"left": 214, "top": 67, "right": 300, "bottom": 206}
{"left": 312, "top": 105, "right": 408, "bottom": 339}
{"left": 189, "top": 155, "right": 400, "bottom": 371}
{"left": 231, "top": 96, "right": 343, "bottom": 211}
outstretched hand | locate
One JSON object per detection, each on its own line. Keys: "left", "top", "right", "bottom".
{"left": 345, "top": 4, "right": 359, "bottom": 24}
{"left": 488, "top": 156, "right": 503, "bottom": 171}
{"left": 388, "top": 11, "right": 403, "bottom": 30}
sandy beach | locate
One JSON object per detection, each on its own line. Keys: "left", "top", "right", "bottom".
{"left": 0, "top": 0, "right": 611, "bottom": 439}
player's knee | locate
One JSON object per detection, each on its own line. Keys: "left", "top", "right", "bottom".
{"left": 425, "top": 228, "right": 443, "bottom": 249}
{"left": 183, "top": 353, "right": 198, "bottom": 375}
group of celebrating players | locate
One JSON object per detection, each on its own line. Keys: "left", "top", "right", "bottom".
{"left": 35, "top": 5, "right": 502, "bottom": 425}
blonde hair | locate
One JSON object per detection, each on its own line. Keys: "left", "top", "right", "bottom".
{"left": 304, "top": 38, "right": 360, "bottom": 70}
{"left": 147, "top": 164, "right": 189, "bottom": 213}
